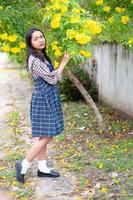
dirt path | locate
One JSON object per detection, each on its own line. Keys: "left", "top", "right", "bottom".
{"left": 0, "top": 53, "right": 78, "bottom": 200}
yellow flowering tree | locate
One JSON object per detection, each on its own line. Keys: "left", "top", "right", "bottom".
{"left": 42, "top": 0, "right": 102, "bottom": 66}
{"left": 0, "top": 32, "right": 26, "bottom": 62}
{"left": 82, "top": 0, "right": 133, "bottom": 48}
{"left": 0, "top": 0, "right": 42, "bottom": 62}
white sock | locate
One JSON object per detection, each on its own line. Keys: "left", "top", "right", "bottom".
{"left": 38, "top": 160, "right": 51, "bottom": 173}
{"left": 21, "top": 159, "right": 31, "bottom": 174}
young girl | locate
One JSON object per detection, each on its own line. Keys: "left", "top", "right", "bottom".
{"left": 15, "top": 27, "right": 70, "bottom": 183}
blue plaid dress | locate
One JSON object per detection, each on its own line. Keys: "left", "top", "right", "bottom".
{"left": 28, "top": 55, "right": 64, "bottom": 137}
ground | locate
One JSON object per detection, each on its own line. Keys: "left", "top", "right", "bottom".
{"left": 0, "top": 53, "right": 133, "bottom": 200}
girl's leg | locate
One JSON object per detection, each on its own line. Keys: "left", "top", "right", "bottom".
{"left": 37, "top": 145, "right": 52, "bottom": 173}
{"left": 26, "top": 137, "right": 53, "bottom": 162}
{"left": 38, "top": 145, "right": 47, "bottom": 160}
{"left": 20, "top": 137, "right": 53, "bottom": 175}
{"left": 16, "top": 136, "right": 59, "bottom": 183}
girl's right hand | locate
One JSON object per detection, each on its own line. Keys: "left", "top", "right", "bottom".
{"left": 61, "top": 51, "right": 70, "bottom": 65}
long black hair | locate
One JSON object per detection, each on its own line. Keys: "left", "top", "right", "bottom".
{"left": 25, "top": 27, "right": 52, "bottom": 64}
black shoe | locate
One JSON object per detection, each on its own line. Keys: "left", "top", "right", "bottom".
{"left": 37, "top": 170, "right": 60, "bottom": 178}
{"left": 15, "top": 160, "right": 25, "bottom": 183}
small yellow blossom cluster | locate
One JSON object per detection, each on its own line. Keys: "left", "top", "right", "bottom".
{"left": 0, "top": 33, "right": 26, "bottom": 54}
{"left": 75, "top": 33, "right": 92, "bottom": 45}
{"left": 103, "top": 6, "right": 110, "bottom": 13}
{"left": 70, "top": 15, "right": 80, "bottom": 24}
{"left": 96, "top": 0, "right": 103, "bottom": 6}
{"left": 1, "top": 45, "right": 21, "bottom": 53}
{"left": 54, "top": 60, "right": 59, "bottom": 69}
{"left": 108, "top": 16, "right": 114, "bottom": 24}
{"left": 121, "top": 15, "right": 129, "bottom": 24}
{"left": 50, "top": 13, "right": 62, "bottom": 29}
{"left": 50, "top": 0, "right": 69, "bottom": 3}
{"left": 0, "top": 33, "right": 17, "bottom": 41}
{"left": 115, "top": 7, "right": 125, "bottom": 13}
{"left": 80, "top": 50, "right": 91, "bottom": 58}
{"left": 127, "top": 39, "right": 133, "bottom": 45}
{"left": 83, "top": 20, "right": 102, "bottom": 35}
{"left": 66, "top": 29, "right": 92, "bottom": 45}
{"left": 52, "top": 3, "right": 68, "bottom": 14}
{"left": 51, "top": 41, "right": 62, "bottom": 57}
{"left": 1, "top": 43, "right": 25, "bottom": 54}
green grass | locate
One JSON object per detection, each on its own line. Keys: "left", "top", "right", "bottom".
{"left": 54, "top": 101, "right": 133, "bottom": 198}
{"left": 90, "top": 138, "right": 133, "bottom": 172}
{"left": 8, "top": 109, "right": 20, "bottom": 127}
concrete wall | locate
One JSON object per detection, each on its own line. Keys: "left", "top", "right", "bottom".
{"left": 86, "top": 44, "right": 133, "bottom": 117}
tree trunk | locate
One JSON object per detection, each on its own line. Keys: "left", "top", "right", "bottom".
{"left": 64, "top": 68, "right": 108, "bottom": 134}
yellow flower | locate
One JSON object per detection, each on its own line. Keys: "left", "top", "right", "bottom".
{"left": 114, "top": 178, "right": 120, "bottom": 184}
{"left": 50, "top": 14, "right": 62, "bottom": 29}
{"left": 75, "top": 33, "right": 92, "bottom": 44}
{"left": 131, "top": 0, "right": 133, "bottom": 4}
{"left": 51, "top": 0, "right": 69, "bottom": 4}
{"left": 0, "top": 33, "right": 8, "bottom": 40}
{"left": 84, "top": 19, "right": 96, "bottom": 28}
{"left": 83, "top": 20, "right": 102, "bottom": 35}
{"left": 77, "top": 197, "right": 83, "bottom": 200}
{"left": 100, "top": 187, "right": 108, "bottom": 193}
{"left": 72, "top": 8, "right": 80, "bottom": 14}
{"left": 52, "top": 2, "right": 61, "bottom": 10}
{"left": 70, "top": 15, "right": 80, "bottom": 24}
{"left": 95, "top": 26, "right": 102, "bottom": 34}
{"left": 61, "top": 0, "right": 69, "bottom": 3}
{"left": 108, "top": 16, "right": 114, "bottom": 24}
{"left": 52, "top": 44, "right": 58, "bottom": 50}
{"left": 11, "top": 47, "right": 21, "bottom": 54}
{"left": 127, "top": 39, "right": 133, "bottom": 45}
{"left": 96, "top": 0, "right": 103, "bottom": 6}
{"left": 103, "top": 6, "right": 110, "bottom": 12}
{"left": 121, "top": 8, "right": 125, "bottom": 12}
{"left": 80, "top": 50, "right": 92, "bottom": 58}
{"left": 115, "top": 7, "right": 125, "bottom": 13}
{"left": 0, "top": 6, "right": 3, "bottom": 10}
{"left": 8, "top": 35, "right": 17, "bottom": 42}
{"left": 51, "top": 41, "right": 59, "bottom": 50}
{"left": 1, "top": 44, "right": 10, "bottom": 52}
{"left": 54, "top": 48, "right": 62, "bottom": 57}
{"left": 121, "top": 15, "right": 129, "bottom": 24}
{"left": 61, "top": 5, "right": 68, "bottom": 14}
{"left": 0, "top": 166, "right": 5, "bottom": 170}
{"left": 19, "top": 42, "right": 26, "bottom": 48}
{"left": 54, "top": 61, "right": 59, "bottom": 69}
{"left": 66, "top": 29, "right": 77, "bottom": 39}
{"left": 98, "top": 162, "right": 103, "bottom": 169}
{"left": 54, "top": 13, "right": 62, "bottom": 19}
{"left": 115, "top": 7, "right": 121, "bottom": 13}
{"left": 11, "top": 180, "right": 19, "bottom": 186}
{"left": 52, "top": 41, "right": 59, "bottom": 46}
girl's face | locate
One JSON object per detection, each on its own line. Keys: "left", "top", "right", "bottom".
{"left": 31, "top": 31, "right": 45, "bottom": 52}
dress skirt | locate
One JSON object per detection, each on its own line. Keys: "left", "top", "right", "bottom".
{"left": 30, "top": 80, "right": 64, "bottom": 137}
